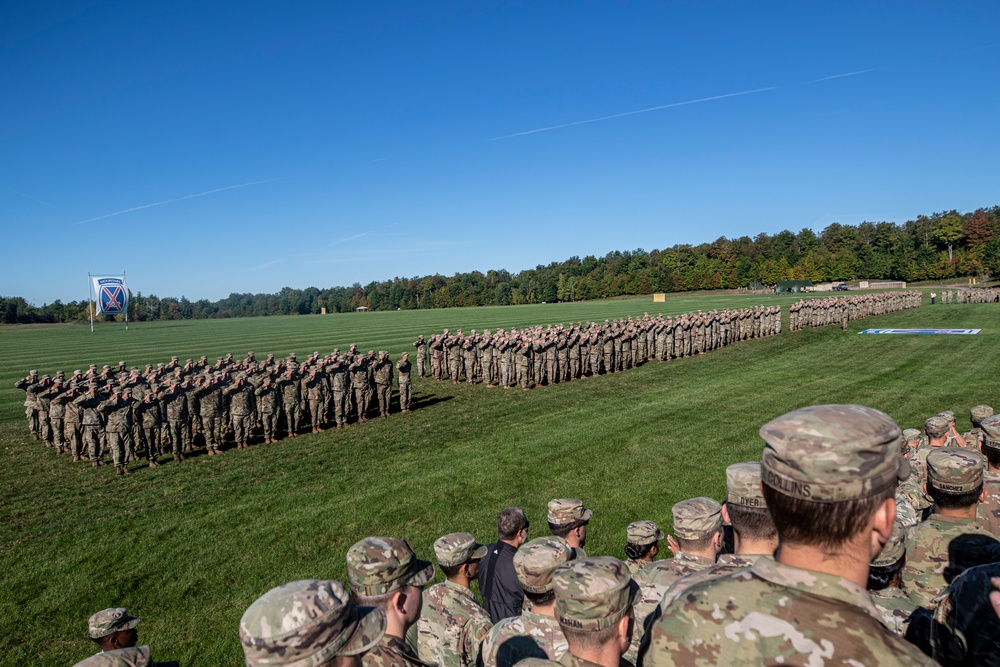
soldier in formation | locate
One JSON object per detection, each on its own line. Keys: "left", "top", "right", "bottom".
{"left": 16, "top": 347, "right": 419, "bottom": 473}
{"left": 413, "top": 306, "right": 783, "bottom": 389}
{"left": 788, "top": 290, "right": 921, "bottom": 331}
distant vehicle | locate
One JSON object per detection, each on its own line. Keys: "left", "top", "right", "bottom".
{"left": 833, "top": 283, "right": 849, "bottom": 291}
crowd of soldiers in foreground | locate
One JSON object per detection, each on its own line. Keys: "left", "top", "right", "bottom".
{"left": 76, "top": 402, "right": 1000, "bottom": 667}
{"left": 788, "top": 290, "right": 921, "bottom": 331}
{"left": 14, "top": 348, "right": 416, "bottom": 475}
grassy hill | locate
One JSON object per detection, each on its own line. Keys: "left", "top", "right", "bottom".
{"left": 1, "top": 291, "right": 995, "bottom": 666}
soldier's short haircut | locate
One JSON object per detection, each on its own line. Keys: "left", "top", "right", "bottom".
{"left": 351, "top": 591, "right": 392, "bottom": 611}
{"left": 523, "top": 589, "right": 555, "bottom": 607}
{"left": 675, "top": 534, "right": 717, "bottom": 553}
{"left": 560, "top": 610, "right": 632, "bottom": 651}
{"left": 929, "top": 484, "right": 983, "bottom": 511}
{"left": 439, "top": 564, "right": 463, "bottom": 578}
{"left": 726, "top": 504, "right": 777, "bottom": 543}
{"left": 548, "top": 519, "right": 584, "bottom": 539}
{"left": 762, "top": 484, "right": 895, "bottom": 550}
{"left": 498, "top": 507, "right": 529, "bottom": 541}
{"left": 866, "top": 554, "right": 905, "bottom": 591}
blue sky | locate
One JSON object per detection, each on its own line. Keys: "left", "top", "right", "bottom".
{"left": 3, "top": 1, "right": 999, "bottom": 304}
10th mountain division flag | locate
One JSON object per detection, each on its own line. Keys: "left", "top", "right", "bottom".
{"left": 92, "top": 275, "right": 129, "bottom": 315}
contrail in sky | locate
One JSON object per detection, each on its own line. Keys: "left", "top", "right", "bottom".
{"left": 9, "top": 187, "right": 58, "bottom": 208}
{"left": 72, "top": 177, "right": 289, "bottom": 225}
{"left": 488, "top": 86, "right": 777, "bottom": 141}
{"left": 811, "top": 69, "right": 875, "bottom": 82}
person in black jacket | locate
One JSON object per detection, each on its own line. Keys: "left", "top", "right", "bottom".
{"left": 479, "top": 507, "right": 530, "bottom": 623}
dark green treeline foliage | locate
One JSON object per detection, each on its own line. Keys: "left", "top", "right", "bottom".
{"left": 4, "top": 207, "right": 999, "bottom": 324}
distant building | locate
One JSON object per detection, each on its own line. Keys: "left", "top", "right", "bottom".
{"left": 774, "top": 280, "right": 813, "bottom": 294}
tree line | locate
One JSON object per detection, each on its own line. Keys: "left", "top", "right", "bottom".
{"left": 4, "top": 206, "right": 998, "bottom": 324}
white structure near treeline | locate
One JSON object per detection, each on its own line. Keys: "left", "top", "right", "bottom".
{"left": 859, "top": 280, "right": 907, "bottom": 289}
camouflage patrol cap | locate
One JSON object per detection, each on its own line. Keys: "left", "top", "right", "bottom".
{"left": 551, "top": 557, "right": 637, "bottom": 631}
{"left": 547, "top": 498, "right": 593, "bottom": 526}
{"left": 432, "top": 532, "right": 487, "bottom": 567}
{"left": 871, "top": 522, "right": 906, "bottom": 568}
{"left": 626, "top": 521, "right": 664, "bottom": 546}
{"left": 726, "top": 462, "right": 766, "bottom": 509}
{"left": 170, "top": 356, "right": 178, "bottom": 362}
{"left": 981, "top": 415, "right": 1000, "bottom": 450}
{"left": 925, "top": 416, "right": 950, "bottom": 437}
{"left": 671, "top": 497, "right": 723, "bottom": 540}
{"left": 971, "top": 405, "right": 995, "bottom": 425}
{"left": 927, "top": 447, "right": 985, "bottom": 493}
{"left": 513, "top": 537, "right": 575, "bottom": 594}
{"left": 902, "top": 428, "right": 921, "bottom": 443}
{"left": 346, "top": 537, "right": 434, "bottom": 597}
{"left": 939, "top": 410, "right": 956, "bottom": 423}
{"left": 88, "top": 607, "right": 140, "bottom": 639}
{"left": 73, "top": 369, "right": 83, "bottom": 375}
{"left": 760, "top": 404, "right": 909, "bottom": 503}
{"left": 240, "top": 579, "right": 386, "bottom": 667}
{"left": 29, "top": 369, "right": 38, "bottom": 376}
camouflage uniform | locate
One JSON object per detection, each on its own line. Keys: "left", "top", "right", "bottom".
{"left": 518, "top": 557, "right": 638, "bottom": 667}
{"left": 962, "top": 404, "right": 994, "bottom": 450}
{"left": 347, "top": 537, "right": 436, "bottom": 667}
{"left": 240, "top": 579, "right": 386, "bottom": 667}
{"left": 640, "top": 404, "right": 933, "bottom": 667}
{"left": 547, "top": 499, "right": 592, "bottom": 559}
{"left": 479, "top": 537, "right": 573, "bottom": 667}
{"left": 903, "top": 447, "right": 998, "bottom": 608}
{"left": 659, "top": 464, "right": 769, "bottom": 609}
{"left": 977, "top": 417, "right": 1000, "bottom": 535}
{"left": 416, "top": 533, "right": 492, "bottom": 667}
{"left": 628, "top": 498, "right": 720, "bottom": 663}
{"left": 72, "top": 647, "right": 151, "bottom": 667}
{"left": 397, "top": 355, "right": 413, "bottom": 412}
{"left": 623, "top": 520, "right": 663, "bottom": 576}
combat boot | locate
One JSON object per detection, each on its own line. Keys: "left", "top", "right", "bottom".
{"left": 73, "top": 455, "right": 80, "bottom": 462}
{"left": 115, "top": 466, "right": 123, "bottom": 476}
{"left": 207, "top": 449, "right": 215, "bottom": 456}
{"left": 124, "top": 465, "right": 132, "bottom": 475}
{"left": 55, "top": 446, "right": 64, "bottom": 454}
{"left": 149, "top": 460, "right": 160, "bottom": 468}
{"left": 173, "top": 454, "right": 182, "bottom": 463}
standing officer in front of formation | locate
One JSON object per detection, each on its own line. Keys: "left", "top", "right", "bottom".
{"left": 639, "top": 404, "right": 936, "bottom": 667}
{"left": 415, "top": 533, "right": 493, "bottom": 667}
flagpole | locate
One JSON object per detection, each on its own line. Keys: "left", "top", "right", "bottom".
{"left": 88, "top": 272, "right": 94, "bottom": 333}
{"left": 123, "top": 270, "right": 129, "bottom": 331}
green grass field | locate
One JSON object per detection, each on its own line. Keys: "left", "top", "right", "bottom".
{"left": 1, "top": 290, "right": 996, "bottom": 666}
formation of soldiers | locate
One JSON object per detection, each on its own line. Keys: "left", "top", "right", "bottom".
{"left": 15, "top": 348, "right": 416, "bottom": 475}
{"left": 75, "top": 402, "right": 1000, "bottom": 667}
{"left": 936, "top": 287, "right": 1000, "bottom": 304}
{"left": 788, "top": 290, "right": 921, "bottom": 331}
{"left": 414, "top": 307, "right": 783, "bottom": 389}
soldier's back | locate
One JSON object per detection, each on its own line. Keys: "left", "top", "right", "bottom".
{"left": 417, "top": 581, "right": 492, "bottom": 667}
{"left": 480, "top": 610, "right": 567, "bottom": 667}
{"left": 640, "top": 558, "right": 935, "bottom": 667}
{"left": 903, "top": 515, "right": 998, "bottom": 608}
{"left": 978, "top": 470, "right": 1000, "bottom": 536}
{"left": 365, "top": 634, "right": 431, "bottom": 667}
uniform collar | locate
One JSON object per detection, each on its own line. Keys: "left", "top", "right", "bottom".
{"left": 750, "top": 556, "right": 882, "bottom": 621}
